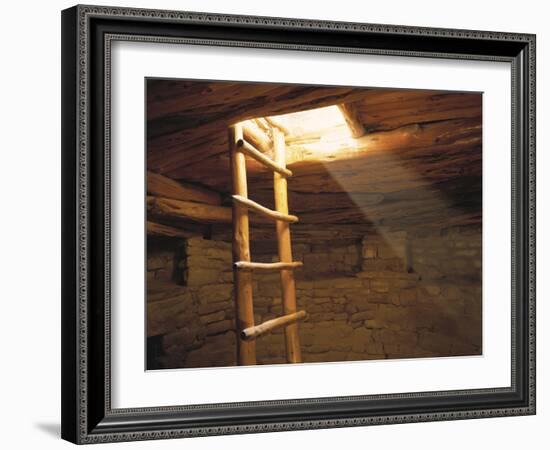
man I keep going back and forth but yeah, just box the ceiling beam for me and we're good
[338,102,367,138]
[147,171,221,205]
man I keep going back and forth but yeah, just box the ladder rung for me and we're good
[237,139,292,177]
[235,261,303,271]
[232,195,298,223]
[241,311,307,341]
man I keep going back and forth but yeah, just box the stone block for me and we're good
[164,327,197,348]
[307,302,332,313]
[370,279,390,293]
[219,271,234,282]
[197,283,233,304]
[368,294,392,304]
[204,247,232,260]
[322,351,349,362]
[362,258,406,272]
[412,263,444,280]
[312,296,331,304]
[356,271,419,280]
[257,282,281,296]
[365,342,385,355]
[350,310,375,322]
[186,269,224,286]
[147,254,170,271]
[306,344,331,354]
[329,246,348,254]
[394,279,417,289]
[390,292,400,305]
[394,330,418,346]
[362,245,378,259]
[364,317,383,329]
[340,277,365,288]
[198,300,234,316]
[399,288,417,305]
[351,327,373,353]
[200,310,225,324]
[423,284,441,296]
[378,304,411,328]
[418,331,453,355]
[316,320,339,328]
[205,319,234,336]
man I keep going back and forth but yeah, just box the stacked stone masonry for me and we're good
[147,225,482,369]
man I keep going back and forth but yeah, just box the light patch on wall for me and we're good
[265,105,362,161]
[268,105,350,137]
[264,103,460,268]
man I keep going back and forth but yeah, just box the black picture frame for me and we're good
[61,4,536,444]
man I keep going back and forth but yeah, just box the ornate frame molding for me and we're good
[61,5,536,444]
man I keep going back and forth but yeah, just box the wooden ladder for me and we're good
[229,123,306,365]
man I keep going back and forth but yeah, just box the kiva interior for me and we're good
[146,79,482,370]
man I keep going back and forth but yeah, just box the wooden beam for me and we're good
[338,102,367,138]
[263,116,291,135]
[148,82,367,127]
[282,117,482,171]
[147,82,372,172]
[234,261,303,271]
[230,124,256,365]
[273,128,302,364]
[148,196,231,224]
[237,139,292,177]
[355,90,482,132]
[146,221,198,238]
[232,195,298,223]
[147,171,221,205]
[241,311,307,341]
[254,118,271,134]
[242,122,272,155]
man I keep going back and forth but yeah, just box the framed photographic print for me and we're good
[61,4,536,444]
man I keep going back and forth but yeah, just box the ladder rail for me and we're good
[273,128,303,364]
[229,124,256,365]
[230,123,304,366]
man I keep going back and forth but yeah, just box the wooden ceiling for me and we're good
[147,79,482,239]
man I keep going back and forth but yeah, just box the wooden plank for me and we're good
[230,124,256,365]
[241,311,307,341]
[148,196,231,224]
[242,122,272,155]
[232,195,298,223]
[234,261,303,271]
[263,116,291,135]
[146,221,198,239]
[237,139,292,177]
[147,171,221,205]
[147,82,371,171]
[338,102,367,138]
[356,90,482,132]
[273,128,303,364]
[254,118,271,133]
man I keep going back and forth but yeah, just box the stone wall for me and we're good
[147,238,236,369]
[147,225,481,369]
